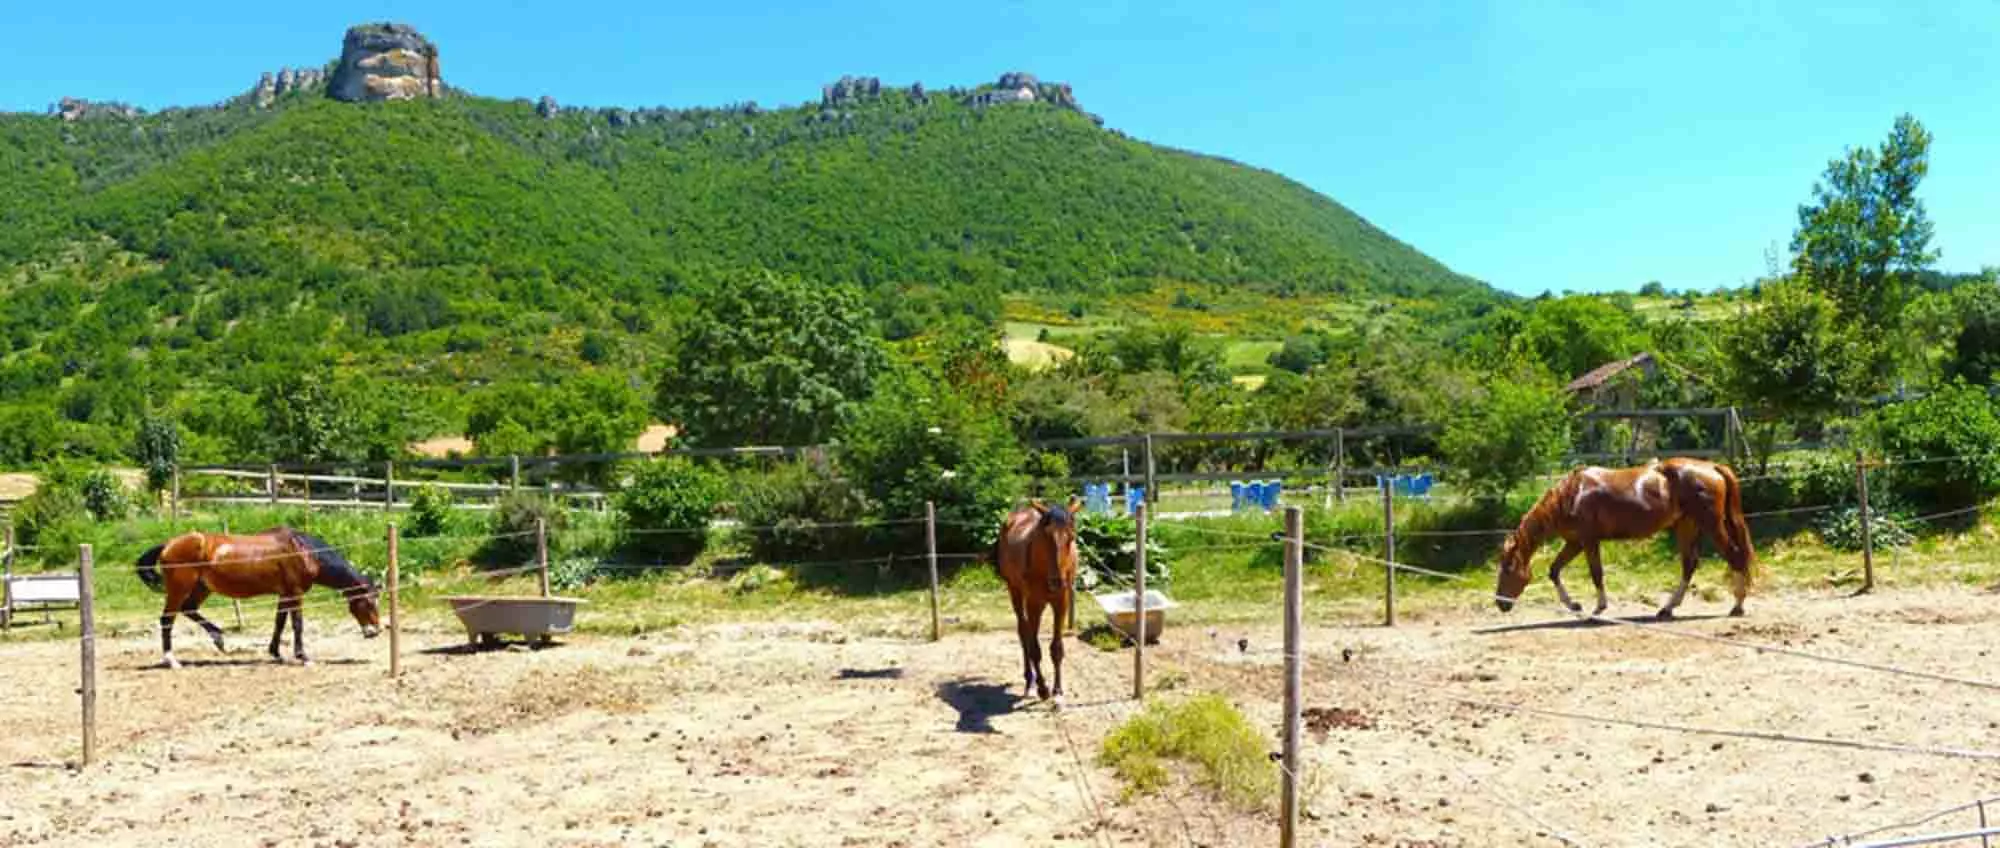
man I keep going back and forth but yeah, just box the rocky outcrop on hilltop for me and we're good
[965,71,1080,111]
[51,97,141,121]
[253,67,328,108]
[328,23,442,102]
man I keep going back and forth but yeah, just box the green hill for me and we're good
[0,73,1495,467]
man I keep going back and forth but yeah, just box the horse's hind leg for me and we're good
[180,583,226,653]
[159,577,190,669]
[1584,544,1609,616]
[1008,586,1036,696]
[1659,520,1700,620]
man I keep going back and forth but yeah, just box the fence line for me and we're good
[1803,793,2000,848]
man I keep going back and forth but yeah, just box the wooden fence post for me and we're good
[536,518,550,598]
[3,523,13,632]
[1331,427,1346,506]
[1280,505,1304,848]
[1133,502,1148,700]
[510,455,521,494]
[301,468,311,512]
[383,461,396,512]
[1382,476,1397,627]
[267,464,279,507]
[1856,450,1875,594]
[926,501,941,642]
[78,543,97,768]
[1142,434,1158,506]
[169,467,181,521]
[387,523,401,679]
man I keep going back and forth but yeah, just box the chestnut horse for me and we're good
[1495,457,1757,619]
[135,527,381,669]
[997,497,1080,703]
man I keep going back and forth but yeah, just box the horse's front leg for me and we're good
[1048,587,1069,705]
[289,596,310,666]
[1024,598,1049,701]
[269,606,289,662]
[159,580,188,670]
[1545,542,1584,613]
[1008,587,1035,696]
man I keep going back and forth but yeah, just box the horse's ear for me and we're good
[1066,495,1082,515]
[1028,498,1049,515]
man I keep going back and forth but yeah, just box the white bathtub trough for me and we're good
[1092,589,1176,644]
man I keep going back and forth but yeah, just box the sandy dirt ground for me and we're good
[3,586,2000,847]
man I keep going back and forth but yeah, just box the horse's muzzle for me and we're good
[363,625,383,639]
[1495,598,1516,614]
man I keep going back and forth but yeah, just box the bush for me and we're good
[613,458,722,563]
[837,369,1024,555]
[1816,505,1914,552]
[1076,511,1170,589]
[133,414,182,493]
[483,492,568,568]
[79,468,131,521]
[1867,381,2000,507]
[733,457,874,562]
[406,484,454,537]
[1024,451,1071,499]
[12,474,89,557]
[1100,693,1275,810]
[1439,372,1571,498]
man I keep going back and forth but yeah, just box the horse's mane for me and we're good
[286,528,369,592]
[1514,468,1584,544]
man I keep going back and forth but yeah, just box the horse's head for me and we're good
[1494,532,1533,613]
[1032,496,1085,575]
[346,582,383,638]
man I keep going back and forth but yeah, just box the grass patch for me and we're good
[1100,692,1276,809]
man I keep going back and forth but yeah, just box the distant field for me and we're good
[1222,340,1282,373]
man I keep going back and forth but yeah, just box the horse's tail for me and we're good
[1716,463,1760,591]
[135,543,166,593]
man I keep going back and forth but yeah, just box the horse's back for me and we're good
[996,508,1043,587]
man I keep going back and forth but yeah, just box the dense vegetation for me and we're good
[0,80,1492,471]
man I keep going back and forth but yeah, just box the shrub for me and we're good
[79,468,131,521]
[406,484,454,537]
[613,458,722,563]
[1866,381,2000,507]
[1076,511,1170,589]
[733,457,874,561]
[1099,693,1276,809]
[837,369,1024,555]
[1815,505,1914,552]
[1439,372,1571,498]
[1024,451,1071,499]
[483,492,567,568]
[12,473,89,556]
[133,414,182,494]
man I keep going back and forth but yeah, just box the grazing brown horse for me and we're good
[997,497,1081,703]
[136,528,381,669]
[1495,457,1757,619]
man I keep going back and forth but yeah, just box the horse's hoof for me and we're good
[163,655,181,671]
[1728,606,1746,618]
[297,657,313,667]
[1655,608,1676,621]
[1565,602,1582,613]
[1035,684,1051,701]
[1051,694,1066,711]
[1592,606,1608,617]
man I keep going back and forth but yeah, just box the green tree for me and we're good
[259,370,364,463]
[1438,367,1572,497]
[837,368,1024,552]
[1791,114,1938,333]
[133,413,183,493]
[657,272,885,446]
[1719,277,1874,429]
[1513,296,1647,381]
[613,458,722,562]
[1948,283,2000,386]
[1868,381,2000,507]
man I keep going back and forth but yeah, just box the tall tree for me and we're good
[1791,114,1938,332]
[656,272,885,446]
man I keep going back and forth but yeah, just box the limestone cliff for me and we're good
[328,23,442,102]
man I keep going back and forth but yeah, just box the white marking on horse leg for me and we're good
[1553,578,1576,611]
[1663,574,1692,614]
[1593,583,1609,616]
[163,651,180,670]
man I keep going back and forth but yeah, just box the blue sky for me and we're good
[5,0,1995,296]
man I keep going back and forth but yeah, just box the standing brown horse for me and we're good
[1495,457,1757,619]
[997,498,1081,703]
[136,527,381,669]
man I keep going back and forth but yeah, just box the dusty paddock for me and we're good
[4,586,2000,848]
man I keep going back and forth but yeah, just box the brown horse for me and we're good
[997,497,1081,703]
[136,527,381,669]
[1495,457,1757,619]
